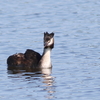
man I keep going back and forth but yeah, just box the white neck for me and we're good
[38,48,52,68]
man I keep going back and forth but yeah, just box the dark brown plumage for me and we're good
[7,49,41,70]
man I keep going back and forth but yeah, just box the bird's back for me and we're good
[7,49,42,70]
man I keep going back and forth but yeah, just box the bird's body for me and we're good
[7,32,54,71]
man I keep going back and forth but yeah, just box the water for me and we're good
[0,0,100,100]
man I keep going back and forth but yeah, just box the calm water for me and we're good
[0,0,100,100]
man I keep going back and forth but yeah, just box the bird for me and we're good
[7,32,54,71]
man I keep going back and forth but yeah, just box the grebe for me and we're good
[7,32,54,70]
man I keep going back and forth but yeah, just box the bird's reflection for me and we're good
[41,68,54,86]
[41,68,55,99]
[7,67,56,99]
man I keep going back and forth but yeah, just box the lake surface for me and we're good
[0,0,100,100]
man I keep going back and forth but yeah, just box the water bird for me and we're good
[7,32,54,71]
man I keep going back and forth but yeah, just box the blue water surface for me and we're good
[0,0,100,100]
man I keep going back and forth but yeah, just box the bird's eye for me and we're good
[46,38,50,41]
